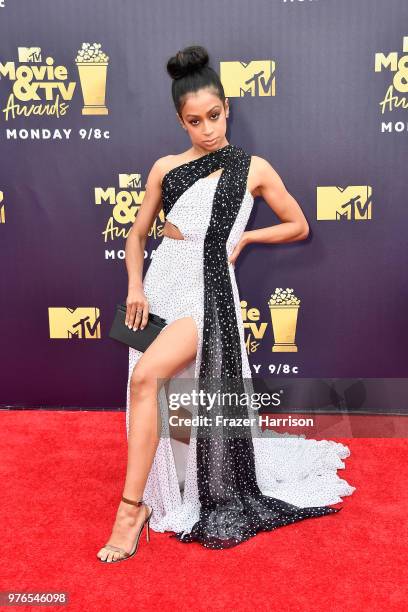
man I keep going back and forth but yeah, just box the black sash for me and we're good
[162,143,341,549]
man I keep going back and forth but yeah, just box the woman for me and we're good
[97,45,355,562]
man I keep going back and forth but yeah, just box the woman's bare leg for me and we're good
[97,316,198,561]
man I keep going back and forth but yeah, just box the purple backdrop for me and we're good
[0,0,407,410]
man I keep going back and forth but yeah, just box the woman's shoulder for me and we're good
[249,154,284,198]
[153,151,193,187]
[248,155,274,198]
[250,154,276,173]
[154,150,276,194]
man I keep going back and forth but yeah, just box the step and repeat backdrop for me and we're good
[0,0,407,410]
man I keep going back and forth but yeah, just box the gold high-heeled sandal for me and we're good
[97,496,153,563]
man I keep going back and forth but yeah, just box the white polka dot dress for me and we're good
[125,144,356,549]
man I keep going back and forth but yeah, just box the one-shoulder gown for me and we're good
[125,174,356,538]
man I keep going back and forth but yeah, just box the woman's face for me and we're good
[177,88,229,151]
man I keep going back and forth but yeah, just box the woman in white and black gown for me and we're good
[96,45,355,562]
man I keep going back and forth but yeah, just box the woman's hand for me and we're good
[227,233,250,267]
[126,287,149,331]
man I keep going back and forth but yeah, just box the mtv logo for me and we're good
[119,174,141,189]
[18,47,42,63]
[317,186,372,221]
[220,60,275,97]
[48,307,101,339]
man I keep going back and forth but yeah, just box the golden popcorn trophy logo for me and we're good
[48,307,101,338]
[220,60,275,97]
[75,43,109,115]
[268,288,300,352]
[1,44,109,120]
[0,190,4,223]
[317,186,372,221]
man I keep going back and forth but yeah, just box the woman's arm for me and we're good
[124,158,164,330]
[228,156,309,265]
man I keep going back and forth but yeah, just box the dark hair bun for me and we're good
[167,45,209,80]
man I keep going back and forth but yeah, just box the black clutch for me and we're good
[108,302,167,352]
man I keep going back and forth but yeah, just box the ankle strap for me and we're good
[122,495,144,507]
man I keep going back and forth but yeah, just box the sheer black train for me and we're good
[161,143,341,549]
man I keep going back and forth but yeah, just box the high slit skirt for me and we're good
[125,228,356,537]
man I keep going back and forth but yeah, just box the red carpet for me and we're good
[1,410,407,611]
